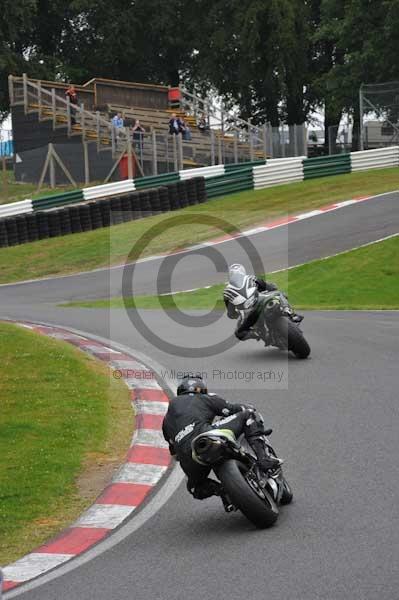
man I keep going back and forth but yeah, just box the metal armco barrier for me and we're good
[0,199,32,218]
[302,153,351,180]
[134,171,180,189]
[205,167,254,199]
[83,180,135,200]
[1,148,398,223]
[350,146,399,172]
[32,190,84,211]
[253,157,305,189]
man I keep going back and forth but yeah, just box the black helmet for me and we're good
[177,375,207,395]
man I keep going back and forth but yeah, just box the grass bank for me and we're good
[0,171,76,205]
[0,168,398,284]
[67,235,399,311]
[0,322,133,565]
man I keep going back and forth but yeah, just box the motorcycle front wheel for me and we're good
[216,460,279,528]
[274,316,310,359]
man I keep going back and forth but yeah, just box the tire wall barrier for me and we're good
[0,177,207,248]
[1,147,398,243]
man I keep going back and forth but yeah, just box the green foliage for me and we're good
[2,0,399,134]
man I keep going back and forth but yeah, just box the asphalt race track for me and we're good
[1,192,398,600]
[0,191,398,303]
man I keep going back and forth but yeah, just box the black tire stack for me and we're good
[88,202,103,230]
[110,196,123,225]
[36,212,50,239]
[176,181,189,209]
[148,188,162,215]
[159,186,171,213]
[98,199,111,227]
[120,195,133,222]
[0,176,208,248]
[79,205,92,232]
[15,215,29,245]
[59,209,72,236]
[69,206,83,234]
[48,211,62,238]
[0,219,8,247]
[194,176,207,203]
[138,190,153,217]
[166,183,181,211]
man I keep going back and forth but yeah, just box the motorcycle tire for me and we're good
[275,316,310,359]
[216,460,279,529]
[280,478,293,505]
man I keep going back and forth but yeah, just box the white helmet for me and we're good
[228,264,247,288]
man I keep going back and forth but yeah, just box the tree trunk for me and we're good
[351,101,361,151]
[324,100,343,155]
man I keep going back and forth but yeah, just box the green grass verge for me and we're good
[0,171,77,205]
[0,322,133,565]
[0,167,398,284]
[67,235,399,310]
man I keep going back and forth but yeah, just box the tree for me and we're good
[195,0,312,126]
[0,0,36,121]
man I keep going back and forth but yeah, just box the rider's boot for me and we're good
[220,493,235,512]
[238,330,261,341]
[249,436,282,473]
[291,314,304,323]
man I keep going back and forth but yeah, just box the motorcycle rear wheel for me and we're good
[216,460,279,528]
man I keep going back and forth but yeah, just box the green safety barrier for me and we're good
[224,159,266,172]
[303,153,351,180]
[32,190,84,211]
[134,172,180,189]
[205,167,254,199]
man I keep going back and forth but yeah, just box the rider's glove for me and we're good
[240,404,256,412]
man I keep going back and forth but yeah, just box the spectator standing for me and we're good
[131,119,145,156]
[65,84,78,124]
[112,112,125,139]
[112,112,124,129]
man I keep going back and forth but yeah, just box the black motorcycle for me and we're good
[245,289,310,359]
[192,428,293,528]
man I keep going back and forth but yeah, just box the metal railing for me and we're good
[10,74,143,176]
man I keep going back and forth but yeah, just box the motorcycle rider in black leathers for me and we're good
[223,264,302,341]
[162,375,281,504]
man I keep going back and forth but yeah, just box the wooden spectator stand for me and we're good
[168,87,181,109]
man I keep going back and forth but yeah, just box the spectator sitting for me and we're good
[197,115,209,132]
[65,84,78,124]
[168,113,184,135]
[131,119,145,154]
